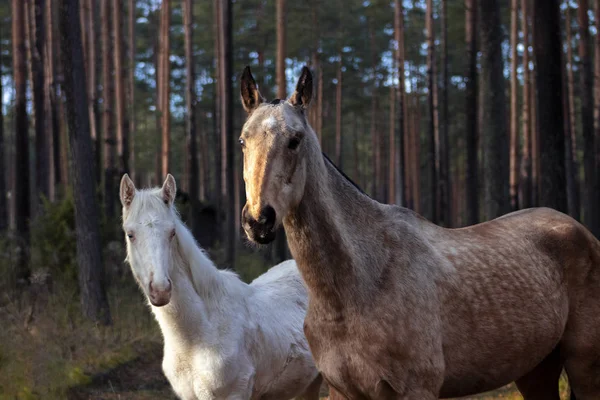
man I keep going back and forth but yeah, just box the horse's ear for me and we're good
[120,174,136,208]
[288,66,313,109]
[240,66,264,114]
[161,174,177,206]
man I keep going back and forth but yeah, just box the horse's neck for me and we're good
[152,220,249,347]
[284,144,387,312]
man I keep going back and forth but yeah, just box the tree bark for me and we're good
[183,0,199,206]
[13,0,31,282]
[31,0,50,204]
[276,0,286,99]
[465,0,478,224]
[426,0,438,222]
[83,0,97,150]
[393,0,406,206]
[128,0,135,180]
[519,0,532,210]
[509,0,519,210]
[335,53,343,167]
[213,0,221,205]
[479,0,510,220]
[113,0,129,174]
[565,1,580,220]
[218,0,236,265]
[0,34,6,232]
[440,0,450,224]
[534,0,567,213]
[101,0,116,218]
[160,0,171,179]
[577,0,598,233]
[60,0,111,325]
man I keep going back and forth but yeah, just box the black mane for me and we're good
[270,99,283,105]
[321,152,369,197]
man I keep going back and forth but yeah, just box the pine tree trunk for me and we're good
[369,21,380,200]
[394,0,406,206]
[276,0,286,99]
[565,1,580,220]
[440,0,450,225]
[44,0,56,201]
[32,0,50,204]
[519,0,532,210]
[509,0,519,210]
[0,36,6,232]
[479,0,510,220]
[577,0,598,234]
[534,0,567,213]
[530,14,539,207]
[183,0,199,206]
[212,0,221,205]
[49,0,63,191]
[389,80,396,205]
[413,91,421,214]
[101,0,115,218]
[160,0,171,179]
[426,0,438,223]
[218,0,236,266]
[113,0,128,174]
[128,0,135,180]
[335,53,342,167]
[83,0,97,151]
[59,0,111,325]
[12,0,31,282]
[465,0,479,224]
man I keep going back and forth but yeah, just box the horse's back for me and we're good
[427,207,600,397]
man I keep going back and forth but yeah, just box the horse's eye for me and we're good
[288,137,301,150]
[169,229,176,239]
[238,138,245,147]
[127,233,135,240]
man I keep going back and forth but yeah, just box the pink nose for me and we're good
[148,279,172,307]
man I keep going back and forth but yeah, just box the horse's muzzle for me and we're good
[242,204,277,244]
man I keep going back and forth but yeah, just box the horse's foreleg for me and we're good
[515,346,562,400]
[296,374,323,400]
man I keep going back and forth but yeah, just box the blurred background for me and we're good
[0,0,589,398]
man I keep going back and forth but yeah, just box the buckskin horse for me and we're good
[238,65,600,399]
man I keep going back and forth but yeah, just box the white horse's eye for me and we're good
[127,232,135,240]
[169,229,176,239]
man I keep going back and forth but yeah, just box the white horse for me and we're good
[119,174,322,400]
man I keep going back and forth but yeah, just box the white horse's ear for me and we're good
[161,174,177,206]
[120,174,136,208]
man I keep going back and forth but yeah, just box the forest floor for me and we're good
[66,341,555,400]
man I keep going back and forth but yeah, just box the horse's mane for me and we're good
[321,152,369,197]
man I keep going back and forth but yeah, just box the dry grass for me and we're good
[0,278,162,399]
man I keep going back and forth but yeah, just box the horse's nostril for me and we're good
[260,206,276,227]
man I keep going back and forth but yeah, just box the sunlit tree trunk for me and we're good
[276,0,286,99]
[60,0,111,325]
[160,0,171,179]
[183,0,199,205]
[577,0,598,234]
[534,0,567,213]
[13,0,31,282]
[509,0,519,210]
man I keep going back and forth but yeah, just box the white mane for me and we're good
[123,186,320,400]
